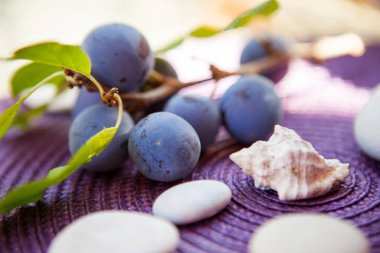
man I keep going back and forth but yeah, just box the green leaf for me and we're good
[0,126,118,214]
[10,66,66,128]
[12,81,67,129]
[224,0,279,31]
[12,104,48,128]
[0,100,24,140]
[0,72,62,140]
[156,0,279,53]
[9,42,91,75]
[11,63,64,97]
[189,26,221,38]
[156,37,186,53]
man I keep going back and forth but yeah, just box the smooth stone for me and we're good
[355,85,380,160]
[153,180,232,225]
[48,211,179,253]
[249,213,370,253]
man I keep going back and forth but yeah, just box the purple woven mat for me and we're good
[1,46,380,253]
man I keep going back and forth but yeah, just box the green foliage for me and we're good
[0,98,24,139]
[189,26,221,38]
[10,63,66,128]
[11,62,65,97]
[224,0,279,30]
[156,0,279,52]
[0,72,62,140]
[12,104,48,128]
[0,126,118,213]
[156,38,186,53]
[2,42,93,135]
[9,42,91,75]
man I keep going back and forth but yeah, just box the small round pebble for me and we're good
[249,213,370,253]
[153,180,232,225]
[354,85,380,161]
[48,211,180,253]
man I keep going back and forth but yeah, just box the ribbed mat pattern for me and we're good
[1,46,380,253]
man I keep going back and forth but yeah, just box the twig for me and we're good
[122,76,213,106]
[234,53,289,76]
[67,33,365,111]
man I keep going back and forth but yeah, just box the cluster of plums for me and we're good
[69,23,285,182]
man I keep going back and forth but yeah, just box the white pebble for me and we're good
[48,210,179,253]
[355,85,380,160]
[153,180,232,225]
[249,213,370,253]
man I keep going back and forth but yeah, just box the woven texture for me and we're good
[1,46,380,253]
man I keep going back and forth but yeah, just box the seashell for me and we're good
[229,125,349,201]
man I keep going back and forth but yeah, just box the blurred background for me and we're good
[1,0,380,99]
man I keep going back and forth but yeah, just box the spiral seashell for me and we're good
[230,125,350,201]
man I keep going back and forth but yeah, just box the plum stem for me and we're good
[87,75,106,103]
[114,93,123,129]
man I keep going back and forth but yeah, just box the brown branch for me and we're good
[67,33,365,112]
[121,76,214,106]
[120,55,286,112]
[234,53,290,76]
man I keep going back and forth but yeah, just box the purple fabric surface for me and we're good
[1,47,380,253]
